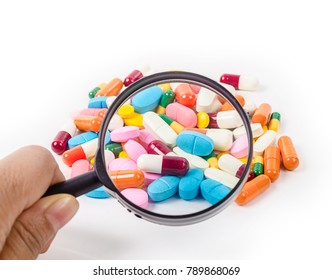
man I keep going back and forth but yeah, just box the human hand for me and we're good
[0,146,79,259]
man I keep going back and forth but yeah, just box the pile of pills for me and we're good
[51,67,299,209]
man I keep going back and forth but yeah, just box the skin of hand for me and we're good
[0,146,79,260]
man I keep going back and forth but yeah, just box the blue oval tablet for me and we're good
[200,179,230,205]
[132,86,163,114]
[179,169,204,200]
[148,176,180,202]
[176,131,214,156]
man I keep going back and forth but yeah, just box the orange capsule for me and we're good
[252,103,272,127]
[277,136,299,171]
[74,116,103,132]
[97,108,108,119]
[95,78,123,97]
[174,83,197,107]
[235,174,271,205]
[220,95,245,111]
[264,145,280,182]
[109,169,145,191]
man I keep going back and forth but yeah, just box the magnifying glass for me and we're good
[44,71,253,226]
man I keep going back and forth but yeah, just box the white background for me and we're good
[0,0,331,270]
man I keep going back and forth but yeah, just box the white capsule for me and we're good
[205,129,233,151]
[238,75,259,91]
[218,154,243,176]
[143,112,177,146]
[243,101,257,116]
[254,130,277,156]
[82,138,99,159]
[107,114,124,131]
[233,123,264,139]
[61,121,77,137]
[137,154,163,173]
[173,147,209,170]
[216,110,243,129]
[196,88,220,113]
[219,82,236,95]
[204,168,239,189]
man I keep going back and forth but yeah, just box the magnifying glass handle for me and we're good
[43,170,101,197]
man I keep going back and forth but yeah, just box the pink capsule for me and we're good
[137,154,189,176]
[123,65,151,87]
[51,121,77,155]
[220,74,259,91]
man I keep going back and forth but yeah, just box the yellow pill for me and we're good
[156,105,166,115]
[207,157,219,168]
[119,151,129,158]
[262,125,268,133]
[123,112,143,127]
[197,112,210,128]
[90,157,95,165]
[118,104,135,119]
[158,83,172,92]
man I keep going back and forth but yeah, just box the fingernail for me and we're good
[45,195,79,231]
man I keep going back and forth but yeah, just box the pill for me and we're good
[156,90,175,114]
[143,172,161,188]
[173,146,209,170]
[88,82,106,99]
[86,187,111,199]
[277,136,299,171]
[143,112,178,146]
[121,188,148,208]
[74,116,103,132]
[215,110,243,129]
[110,126,140,142]
[95,78,123,97]
[200,179,231,205]
[264,145,281,182]
[218,154,253,179]
[203,152,219,168]
[219,82,236,95]
[254,130,277,156]
[62,138,98,167]
[105,143,123,157]
[138,129,156,149]
[132,86,163,114]
[51,121,77,155]
[233,123,264,139]
[196,87,220,113]
[68,131,98,149]
[220,74,259,91]
[137,154,189,176]
[148,176,180,202]
[103,149,115,167]
[78,108,107,118]
[88,96,108,108]
[109,169,145,191]
[108,157,137,171]
[204,167,239,189]
[179,169,204,200]
[165,102,197,128]
[159,114,184,134]
[123,140,147,162]
[229,134,249,158]
[123,112,143,128]
[147,140,172,156]
[268,112,281,132]
[252,156,264,177]
[118,151,129,158]
[176,131,214,156]
[123,65,151,87]
[235,174,271,205]
[118,104,135,119]
[189,84,201,94]
[71,159,90,178]
[220,95,245,111]
[158,83,172,93]
[196,112,210,128]
[174,83,197,107]
[252,103,272,127]
[106,96,117,108]
[243,101,257,116]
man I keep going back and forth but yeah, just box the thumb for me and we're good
[0,194,79,260]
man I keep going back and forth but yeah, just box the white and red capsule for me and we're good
[220,73,259,91]
[51,121,77,155]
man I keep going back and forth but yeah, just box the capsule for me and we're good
[95,78,123,97]
[105,143,123,157]
[88,82,106,99]
[216,111,243,129]
[220,95,245,111]
[235,174,271,205]
[254,130,277,156]
[78,108,108,119]
[268,112,281,132]
[277,136,299,171]
[218,154,254,180]
[109,169,145,191]
[51,121,77,155]
[62,138,98,167]
[174,83,197,107]
[196,87,221,113]
[220,73,259,91]
[252,156,264,177]
[156,90,175,114]
[68,131,98,149]
[159,114,184,134]
[264,145,281,182]
[252,103,272,127]
[137,154,189,176]
[123,65,151,87]
[74,116,103,132]
[147,140,172,156]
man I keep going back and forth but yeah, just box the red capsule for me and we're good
[147,140,172,156]
[51,122,77,155]
[123,66,151,87]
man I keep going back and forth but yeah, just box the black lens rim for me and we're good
[94,71,253,226]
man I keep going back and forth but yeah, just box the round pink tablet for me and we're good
[108,158,138,171]
[189,84,201,94]
[123,140,147,162]
[165,102,197,127]
[229,134,248,158]
[143,171,161,188]
[71,159,90,178]
[110,126,140,142]
[121,188,148,209]
[138,129,156,149]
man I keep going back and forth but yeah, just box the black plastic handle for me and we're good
[43,170,102,197]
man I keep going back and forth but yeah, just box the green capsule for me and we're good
[88,86,101,99]
[105,143,123,157]
[268,112,281,132]
[271,112,281,121]
[159,114,173,125]
[159,90,175,108]
[253,156,264,177]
